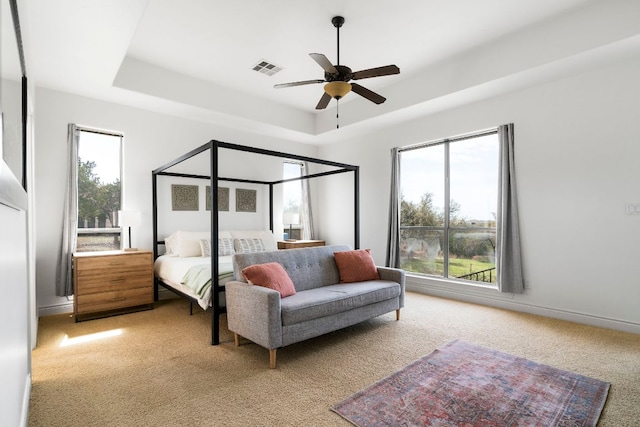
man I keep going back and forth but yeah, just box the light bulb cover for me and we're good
[324,81,351,99]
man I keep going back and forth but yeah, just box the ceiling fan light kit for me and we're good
[324,81,351,99]
[274,15,400,125]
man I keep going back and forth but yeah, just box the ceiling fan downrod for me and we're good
[332,16,344,65]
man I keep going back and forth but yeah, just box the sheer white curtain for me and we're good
[300,162,315,240]
[496,123,524,293]
[385,147,401,268]
[55,124,79,296]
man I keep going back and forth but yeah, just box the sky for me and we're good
[400,133,498,221]
[77,131,122,184]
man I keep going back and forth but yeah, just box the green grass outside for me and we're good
[401,257,496,283]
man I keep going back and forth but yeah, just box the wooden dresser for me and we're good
[73,250,154,321]
[277,240,325,249]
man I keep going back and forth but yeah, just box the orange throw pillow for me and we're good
[333,249,380,283]
[242,262,296,298]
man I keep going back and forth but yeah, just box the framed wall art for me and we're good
[236,188,257,212]
[171,184,199,211]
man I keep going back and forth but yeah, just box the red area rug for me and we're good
[332,340,609,426]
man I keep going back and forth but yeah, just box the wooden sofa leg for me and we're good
[234,333,240,347]
[269,349,277,369]
[396,309,401,321]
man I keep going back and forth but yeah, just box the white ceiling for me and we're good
[20,0,640,144]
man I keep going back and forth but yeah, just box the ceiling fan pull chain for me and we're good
[336,100,340,129]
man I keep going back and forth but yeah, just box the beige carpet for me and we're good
[29,292,640,426]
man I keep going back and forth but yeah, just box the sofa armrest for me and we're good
[377,266,406,308]
[225,281,283,350]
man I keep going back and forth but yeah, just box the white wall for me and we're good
[0,174,30,427]
[319,57,640,334]
[34,88,319,314]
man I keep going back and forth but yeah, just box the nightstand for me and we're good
[277,240,325,249]
[73,250,154,321]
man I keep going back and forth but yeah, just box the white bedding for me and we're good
[155,229,279,310]
[154,255,234,310]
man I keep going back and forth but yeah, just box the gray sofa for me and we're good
[225,245,405,368]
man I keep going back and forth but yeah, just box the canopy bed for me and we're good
[152,140,360,345]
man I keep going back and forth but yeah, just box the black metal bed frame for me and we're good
[152,139,360,345]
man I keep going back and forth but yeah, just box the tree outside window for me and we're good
[76,130,123,251]
[399,131,498,284]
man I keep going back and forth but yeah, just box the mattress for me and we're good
[154,255,234,310]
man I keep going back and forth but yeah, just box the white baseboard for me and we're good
[407,281,640,335]
[38,302,73,317]
[21,373,31,427]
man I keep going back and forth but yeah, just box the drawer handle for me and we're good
[109,279,125,285]
[109,297,127,302]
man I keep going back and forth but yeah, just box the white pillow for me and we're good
[176,231,211,257]
[164,233,179,256]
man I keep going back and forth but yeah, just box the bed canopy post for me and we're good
[152,172,159,301]
[354,166,360,249]
[210,141,221,345]
[269,184,274,232]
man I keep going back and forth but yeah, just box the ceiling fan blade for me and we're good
[274,79,325,89]
[351,83,386,104]
[315,92,332,110]
[309,53,338,74]
[352,65,400,80]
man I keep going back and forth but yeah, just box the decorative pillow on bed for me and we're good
[218,237,235,256]
[242,262,296,298]
[199,238,236,257]
[200,239,212,257]
[234,238,265,254]
[333,249,380,283]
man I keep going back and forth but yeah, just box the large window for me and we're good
[400,129,498,284]
[76,129,123,252]
[282,161,303,239]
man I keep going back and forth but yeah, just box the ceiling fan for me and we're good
[274,16,400,111]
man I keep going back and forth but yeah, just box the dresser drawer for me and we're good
[75,253,152,278]
[75,287,153,314]
[75,272,153,295]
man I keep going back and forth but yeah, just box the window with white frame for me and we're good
[76,128,123,251]
[399,129,498,284]
[282,161,303,240]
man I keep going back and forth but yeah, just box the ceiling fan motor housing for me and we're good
[325,65,353,82]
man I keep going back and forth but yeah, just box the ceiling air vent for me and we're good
[252,59,282,76]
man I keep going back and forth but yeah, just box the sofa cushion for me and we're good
[333,249,380,283]
[233,245,351,291]
[242,262,296,298]
[280,281,400,326]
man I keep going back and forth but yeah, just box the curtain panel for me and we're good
[385,147,401,268]
[55,124,79,296]
[496,123,525,293]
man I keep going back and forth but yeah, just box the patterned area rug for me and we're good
[332,340,609,427]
